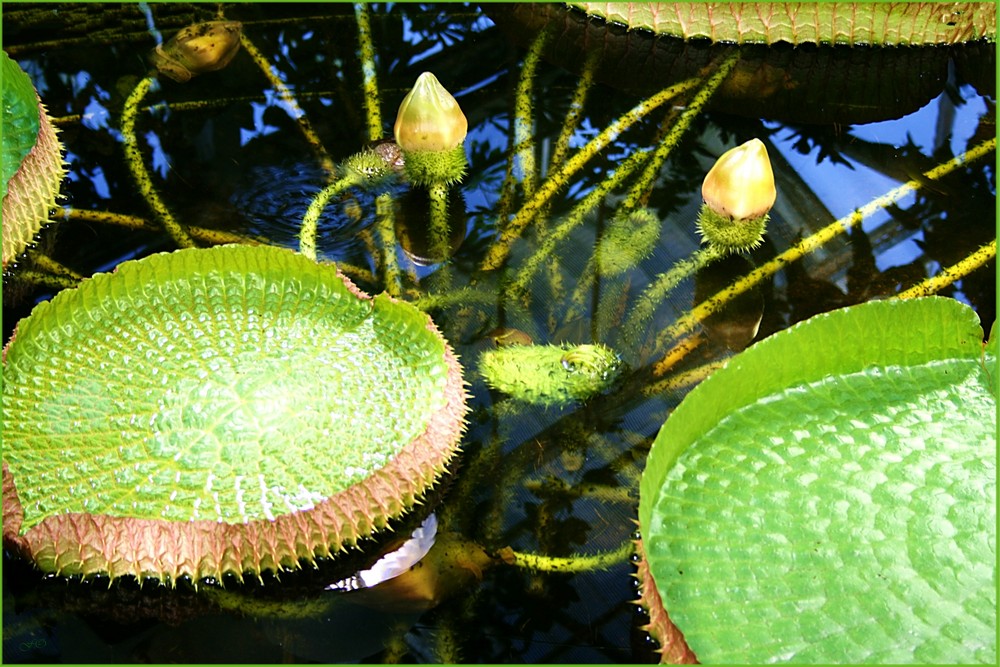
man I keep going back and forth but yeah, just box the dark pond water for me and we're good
[2,3,996,663]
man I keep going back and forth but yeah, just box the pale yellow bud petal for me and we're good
[393,72,468,153]
[701,138,776,221]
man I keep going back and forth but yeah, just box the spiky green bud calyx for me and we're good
[695,204,769,254]
[342,148,400,190]
[401,144,468,187]
[696,138,775,253]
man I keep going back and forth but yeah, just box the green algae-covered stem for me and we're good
[550,49,599,172]
[480,76,700,271]
[427,180,454,287]
[239,33,336,179]
[494,31,549,227]
[620,52,740,212]
[354,2,382,142]
[13,270,80,290]
[653,136,997,353]
[299,176,360,260]
[513,30,548,199]
[62,207,261,245]
[121,74,196,249]
[375,194,406,296]
[30,253,84,280]
[621,243,728,349]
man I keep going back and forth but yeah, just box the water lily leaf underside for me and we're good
[640,297,996,663]
[570,2,997,45]
[2,244,468,583]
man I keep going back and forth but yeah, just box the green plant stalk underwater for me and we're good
[2,3,996,664]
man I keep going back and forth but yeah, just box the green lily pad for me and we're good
[2,244,468,584]
[639,297,996,663]
[2,50,65,268]
[1,50,40,200]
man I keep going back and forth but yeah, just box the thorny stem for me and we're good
[620,52,740,212]
[481,77,701,271]
[499,538,634,573]
[13,270,80,290]
[30,254,85,280]
[549,49,600,172]
[121,74,196,249]
[513,30,548,199]
[622,243,728,351]
[353,3,382,142]
[897,240,997,300]
[61,208,260,245]
[299,177,360,260]
[505,148,654,301]
[427,180,454,287]
[495,31,549,226]
[652,136,997,355]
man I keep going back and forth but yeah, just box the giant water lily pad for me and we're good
[2,50,66,268]
[639,297,996,663]
[2,244,468,584]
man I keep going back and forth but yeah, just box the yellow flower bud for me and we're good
[394,72,468,153]
[701,138,776,221]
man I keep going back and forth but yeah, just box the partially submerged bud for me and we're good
[701,138,776,221]
[151,20,243,83]
[393,72,468,152]
[697,138,776,253]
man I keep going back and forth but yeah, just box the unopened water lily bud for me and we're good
[394,72,468,152]
[701,138,776,221]
[696,138,776,253]
[394,73,468,187]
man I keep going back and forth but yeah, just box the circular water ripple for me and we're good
[231,160,398,259]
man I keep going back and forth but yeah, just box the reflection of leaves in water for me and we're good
[786,124,854,168]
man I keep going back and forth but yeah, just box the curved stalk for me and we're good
[121,74,196,248]
[299,176,360,260]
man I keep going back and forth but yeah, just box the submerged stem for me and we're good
[622,243,728,350]
[513,31,548,199]
[481,77,700,271]
[499,539,633,573]
[505,148,654,301]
